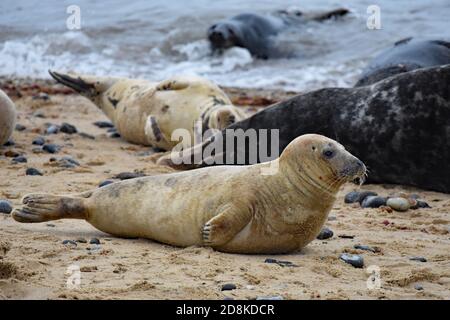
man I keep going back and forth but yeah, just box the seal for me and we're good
[49,71,245,150]
[12,134,366,254]
[355,38,450,86]
[0,89,16,146]
[159,65,450,193]
[208,8,349,59]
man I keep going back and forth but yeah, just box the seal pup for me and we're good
[49,71,245,150]
[159,65,450,193]
[0,89,17,146]
[207,8,349,59]
[355,38,450,86]
[12,134,366,254]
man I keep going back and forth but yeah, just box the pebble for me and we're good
[339,253,364,268]
[256,296,284,300]
[62,240,77,247]
[386,197,410,211]
[75,238,87,243]
[58,156,80,168]
[411,200,431,209]
[414,284,424,291]
[264,258,298,267]
[46,223,56,227]
[4,150,20,157]
[354,244,377,253]
[46,125,59,135]
[3,139,15,147]
[221,283,237,291]
[107,128,117,133]
[0,200,13,214]
[113,172,145,180]
[60,122,78,134]
[98,180,114,188]
[410,256,427,262]
[42,143,60,154]
[32,92,49,100]
[361,196,387,208]
[34,111,46,118]
[344,191,377,204]
[338,234,355,239]
[317,227,334,240]
[32,147,44,154]
[12,156,27,164]
[15,124,26,131]
[110,132,121,138]
[89,238,101,245]
[32,136,46,145]
[93,121,114,128]
[26,168,43,176]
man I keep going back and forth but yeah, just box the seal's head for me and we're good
[280,134,367,193]
[207,22,242,50]
[207,105,245,130]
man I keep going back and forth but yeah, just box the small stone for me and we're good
[3,139,15,147]
[0,200,13,214]
[344,191,377,204]
[15,124,26,131]
[42,143,60,154]
[354,244,376,253]
[317,227,334,240]
[46,125,59,135]
[89,238,100,245]
[58,156,80,168]
[34,111,46,118]
[113,172,145,180]
[327,216,337,221]
[361,196,387,208]
[98,180,114,188]
[62,240,77,247]
[93,121,114,128]
[60,122,78,134]
[76,238,87,243]
[32,147,44,154]
[12,156,27,164]
[411,200,431,209]
[32,136,46,145]
[221,283,236,291]
[264,258,298,267]
[382,220,390,226]
[338,234,355,239]
[110,132,121,138]
[414,284,424,291]
[223,297,234,300]
[78,132,95,140]
[33,92,49,100]
[107,128,117,133]
[387,197,410,211]
[4,150,20,157]
[340,253,364,268]
[46,223,56,227]
[26,168,43,176]
[410,256,427,262]
[256,296,284,300]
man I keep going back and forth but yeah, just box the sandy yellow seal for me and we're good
[12,134,366,254]
[0,89,16,146]
[49,71,245,150]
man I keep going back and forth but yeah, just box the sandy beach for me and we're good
[0,80,449,300]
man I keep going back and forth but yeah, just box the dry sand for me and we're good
[0,81,449,300]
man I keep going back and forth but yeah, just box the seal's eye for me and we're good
[323,150,334,159]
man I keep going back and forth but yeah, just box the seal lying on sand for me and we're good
[13,134,366,254]
[159,65,450,193]
[0,89,16,146]
[355,38,450,86]
[208,8,349,59]
[49,71,245,150]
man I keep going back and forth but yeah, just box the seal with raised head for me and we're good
[49,71,245,150]
[159,65,450,193]
[12,134,366,254]
[0,89,16,146]
[355,38,450,86]
[208,8,349,59]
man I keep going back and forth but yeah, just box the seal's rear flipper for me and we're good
[313,8,349,21]
[12,193,88,223]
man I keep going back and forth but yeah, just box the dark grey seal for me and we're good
[207,8,349,59]
[163,65,450,193]
[355,38,450,86]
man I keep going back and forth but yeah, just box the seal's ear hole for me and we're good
[312,146,316,151]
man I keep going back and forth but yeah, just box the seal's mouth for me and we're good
[338,159,367,186]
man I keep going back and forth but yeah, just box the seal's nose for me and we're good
[209,30,225,46]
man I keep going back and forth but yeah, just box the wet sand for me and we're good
[0,80,449,300]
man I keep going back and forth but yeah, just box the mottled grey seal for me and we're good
[159,65,450,193]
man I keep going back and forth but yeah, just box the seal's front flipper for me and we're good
[12,193,88,223]
[202,206,252,247]
[156,78,191,91]
[144,115,171,150]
